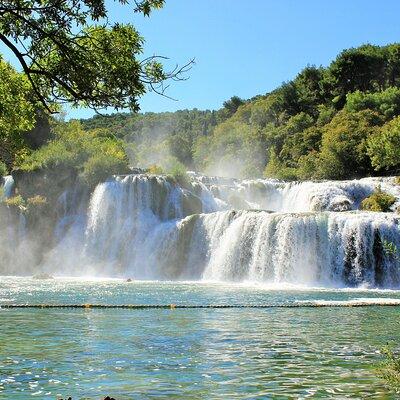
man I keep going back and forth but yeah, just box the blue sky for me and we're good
[3,0,400,119]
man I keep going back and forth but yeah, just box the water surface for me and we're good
[0,278,399,399]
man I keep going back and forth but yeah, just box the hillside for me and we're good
[80,43,400,180]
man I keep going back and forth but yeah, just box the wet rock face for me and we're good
[181,190,202,216]
[12,167,77,201]
[327,198,353,212]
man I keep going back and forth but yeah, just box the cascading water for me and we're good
[2,176,14,198]
[198,210,400,287]
[0,176,29,274]
[83,175,195,275]
[1,172,400,287]
[189,172,400,212]
[41,174,203,277]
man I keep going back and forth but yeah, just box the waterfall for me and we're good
[198,211,400,287]
[2,172,400,287]
[2,175,14,198]
[42,174,203,277]
[188,172,400,212]
[0,175,28,274]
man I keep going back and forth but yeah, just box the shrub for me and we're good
[17,137,74,171]
[361,187,396,212]
[147,164,164,175]
[377,345,400,392]
[0,161,7,176]
[27,195,47,207]
[382,240,399,259]
[26,195,48,217]
[166,158,190,188]
[81,153,130,188]
[4,195,26,209]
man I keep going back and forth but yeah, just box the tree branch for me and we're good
[0,32,53,113]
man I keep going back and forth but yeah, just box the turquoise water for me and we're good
[1,278,400,399]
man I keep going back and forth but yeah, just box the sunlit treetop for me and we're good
[0,0,193,113]
[0,55,35,140]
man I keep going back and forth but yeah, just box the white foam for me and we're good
[306,298,400,306]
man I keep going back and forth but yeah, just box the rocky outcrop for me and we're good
[12,166,77,201]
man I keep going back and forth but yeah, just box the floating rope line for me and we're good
[1,302,400,309]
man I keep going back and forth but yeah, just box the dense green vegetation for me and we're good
[16,121,131,188]
[80,96,246,170]
[378,346,400,393]
[0,0,184,171]
[78,43,400,179]
[0,56,36,168]
[2,43,400,183]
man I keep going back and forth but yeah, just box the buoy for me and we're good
[1,302,400,309]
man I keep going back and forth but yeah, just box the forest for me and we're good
[79,42,400,180]
[2,43,400,182]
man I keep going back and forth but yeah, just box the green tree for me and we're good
[193,120,264,178]
[317,110,381,179]
[367,116,400,171]
[17,120,131,187]
[294,66,325,117]
[0,0,192,113]
[345,87,400,120]
[0,57,35,141]
[386,44,400,87]
[77,43,400,181]
[296,151,321,180]
[273,82,301,119]
[322,45,387,108]
[0,56,37,167]
[219,96,245,119]
[277,112,316,165]
[264,147,297,180]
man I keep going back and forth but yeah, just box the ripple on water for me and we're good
[0,278,398,398]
